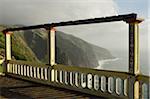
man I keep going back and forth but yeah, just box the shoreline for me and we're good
[95,58,119,69]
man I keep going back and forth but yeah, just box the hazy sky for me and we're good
[0,0,149,24]
[0,0,149,71]
[0,0,148,48]
[0,0,118,25]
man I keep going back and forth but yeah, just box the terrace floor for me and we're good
[0,76,105,99]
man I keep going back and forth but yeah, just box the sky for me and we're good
[0,0,118,25]
[0,0,149,25]
[0,0,125,50]
[115,0,149,18]
[0,0,149,74]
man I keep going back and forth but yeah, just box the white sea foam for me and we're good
[95,58,119,69]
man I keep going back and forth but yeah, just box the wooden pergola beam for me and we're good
[2,13,137,33]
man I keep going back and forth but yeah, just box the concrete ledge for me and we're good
[0,73,5,76]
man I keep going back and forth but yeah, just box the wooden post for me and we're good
[125,18,143,99]
[5,32,13,60]
[47,27,56,66]
[128,19,143,75]
[3,31,13,74]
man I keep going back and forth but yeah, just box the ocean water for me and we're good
[95,51,149,76]
[95,50,128,72]
[95,51,149,98]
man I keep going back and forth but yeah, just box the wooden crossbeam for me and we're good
[2,13,137,33]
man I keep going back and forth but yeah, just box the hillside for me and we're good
[55,31,115,67]
[0,25,115,68]
[0,25,39,62]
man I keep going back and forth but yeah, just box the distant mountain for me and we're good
[55,31,115,68]
[0,25,115,68]
[21,29,115,68]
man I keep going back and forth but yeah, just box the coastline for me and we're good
[95,58,119,69]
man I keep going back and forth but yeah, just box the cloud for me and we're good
[0,0,117,25]
[57,21,128,51]
[0,0,131,51]
[0,0,149,73]
[0,0,148,52]
[0,0,122,50]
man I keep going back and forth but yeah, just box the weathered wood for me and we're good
[126,19,143,99]
[47,28,56,66]
[2,13,136,32]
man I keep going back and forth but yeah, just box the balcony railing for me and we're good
[6,60,150,99]
[2,13,150,99]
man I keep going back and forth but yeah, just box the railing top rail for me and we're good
[9,60,150,81]
[54,64,133,79]
[136,75,150,83]
[6,60,150,98]
[7,58,150,80]
[8,60,134,79]
[8,60,50,68]
[2,13,137,33]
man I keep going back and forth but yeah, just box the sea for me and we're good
[94,51,149,98]
[95,51,149,76]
